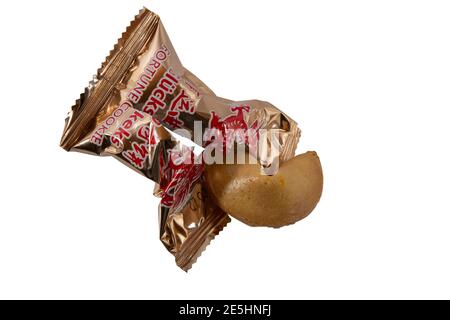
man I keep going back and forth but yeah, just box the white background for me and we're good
[0,0,449,299]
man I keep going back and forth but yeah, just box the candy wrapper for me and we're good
[60,8,301,270]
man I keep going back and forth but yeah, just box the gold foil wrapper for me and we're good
[60,8,300,270]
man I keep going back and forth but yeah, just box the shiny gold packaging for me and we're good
[60,8,300,270]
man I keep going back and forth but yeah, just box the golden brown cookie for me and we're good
[205,152,323,228]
